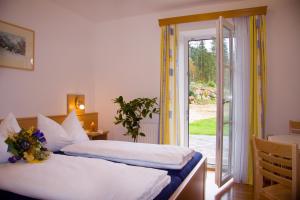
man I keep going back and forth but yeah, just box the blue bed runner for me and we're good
[165,152,202,181]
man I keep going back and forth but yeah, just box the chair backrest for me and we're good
[252,136,297,199]
[289,120,300,134]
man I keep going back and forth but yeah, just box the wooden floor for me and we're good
[206,171,254,200]
[216,183,254,200]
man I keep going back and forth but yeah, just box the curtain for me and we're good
[247,15,267,184]
[232,17,250,184]
[159,25,181,145]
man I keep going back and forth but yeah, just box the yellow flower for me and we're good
[23,152,35,162]
[27,127,35,135]
[7,132,16,141]
[28,159,42,164]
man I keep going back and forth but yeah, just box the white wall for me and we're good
[93,0,300,139]
[1,0,299,139]
[92,14,161,140]
[265,0,300,135]
[0,0,95,117]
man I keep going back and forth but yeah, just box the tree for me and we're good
[189,58,197,82]
[189,39,216,84]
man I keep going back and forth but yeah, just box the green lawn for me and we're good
[189,117,216,135]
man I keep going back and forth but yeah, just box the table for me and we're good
[268,134,300,194]
[87,130,109,140]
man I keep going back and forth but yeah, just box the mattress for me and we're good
[153,152,203,199]
[0,154,170,200]
[165,152,203,181]
[61,140,195,170]
[0,152,202,200]
[0,176,182,200]
[55,151,202,181]
[154,176,181,200]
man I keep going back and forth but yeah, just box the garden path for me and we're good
[189,135,229,166]
[189,135,216,165]
[189,104,216,122]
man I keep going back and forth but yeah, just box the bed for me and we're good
[0,154,171,200]
[0,112,207,200]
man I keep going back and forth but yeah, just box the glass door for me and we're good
[215,16,234,187]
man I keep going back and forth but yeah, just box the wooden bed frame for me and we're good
[0,112,207,200]
[0,112,99,131]
[171,156,207,200]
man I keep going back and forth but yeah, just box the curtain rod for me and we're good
[158,6,267,26]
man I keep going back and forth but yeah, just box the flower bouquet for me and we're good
[5,128,50,163]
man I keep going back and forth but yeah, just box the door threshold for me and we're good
[207,166,215,171]
[215,178,234,197]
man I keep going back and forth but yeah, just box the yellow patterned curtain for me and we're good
[248,15,267,184]
[159,25,181,145]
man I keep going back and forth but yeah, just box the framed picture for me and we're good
[0,20,34,71]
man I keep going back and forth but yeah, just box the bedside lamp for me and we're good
[67,94,85,114]
[75,96,85,110]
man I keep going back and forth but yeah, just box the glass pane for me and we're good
[222,121,230,178]
[221,26,232,181]
[223,102,230,123]
[223,27,231,101]
[215,17,234,187]
[223,67,231,100]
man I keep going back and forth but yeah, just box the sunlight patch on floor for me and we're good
[206,171,219,200]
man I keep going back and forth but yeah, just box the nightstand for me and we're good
[87,131,109,140]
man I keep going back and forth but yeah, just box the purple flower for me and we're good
[33,130,47,143]
[39,137,46,143]
[32,130,43,137]
[8,156,21,163]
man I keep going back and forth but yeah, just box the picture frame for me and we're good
[0,20,34,71]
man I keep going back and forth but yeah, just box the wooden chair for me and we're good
[252,136,298,200]
[289,120,300,134]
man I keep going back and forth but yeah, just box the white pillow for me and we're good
[0,113,21,137]
[37,114,73,152]
[62,111,89,143]
[0,135,10,163]
[0,113,21,163]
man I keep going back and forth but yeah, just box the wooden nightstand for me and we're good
[87,131,109,140]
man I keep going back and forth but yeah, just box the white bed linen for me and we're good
[62,140,195,169]
[0,154,170,200]
[0,113,21,163]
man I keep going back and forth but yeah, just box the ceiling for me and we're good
[50,0,240,23]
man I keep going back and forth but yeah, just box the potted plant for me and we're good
[113,96,159,142]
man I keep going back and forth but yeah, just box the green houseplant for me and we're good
[113,96,159,142]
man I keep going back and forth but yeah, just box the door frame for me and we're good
[215,16,234,187]
[183,34,217,148]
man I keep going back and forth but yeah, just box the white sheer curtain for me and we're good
[232,17,250,184]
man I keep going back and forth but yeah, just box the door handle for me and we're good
[223,99,231,104]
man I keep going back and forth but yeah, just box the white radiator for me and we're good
[138,123,159,144]
[112,123,159,144]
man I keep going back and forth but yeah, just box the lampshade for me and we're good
[67,94,85,114]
